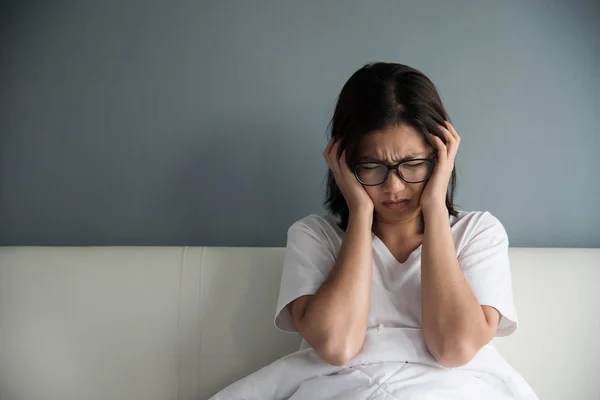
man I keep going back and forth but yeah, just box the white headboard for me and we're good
[1,247,599,400]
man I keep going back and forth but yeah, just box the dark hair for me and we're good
[324,62,458,230]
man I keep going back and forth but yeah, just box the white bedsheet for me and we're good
[208,327,538,400]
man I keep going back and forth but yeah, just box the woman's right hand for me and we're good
[323,137,374,215]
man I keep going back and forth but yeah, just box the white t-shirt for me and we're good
[274,210,518,338]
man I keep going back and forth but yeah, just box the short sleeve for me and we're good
[274,217,336,333]
[458,212,518,337]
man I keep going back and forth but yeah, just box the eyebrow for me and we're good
[357,152,425,163]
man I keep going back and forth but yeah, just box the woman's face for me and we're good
[355,124,434,223]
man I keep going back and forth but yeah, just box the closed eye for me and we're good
[403,161,426,167]
[359,163,384,169]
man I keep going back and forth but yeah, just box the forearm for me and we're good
[300,209,373,363]
[421,205,489,367]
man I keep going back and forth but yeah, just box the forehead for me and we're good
[357,124,430,159]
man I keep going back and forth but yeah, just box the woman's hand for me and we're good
[420,121,460,212]
[324,137,374,215]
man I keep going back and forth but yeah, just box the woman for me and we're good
[273,62,536,398]
[211,63,537,399]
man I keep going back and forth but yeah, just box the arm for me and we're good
[419,122,499,368]
[288,137,374,366]
[289,209,373,366]
[421,205,500,368]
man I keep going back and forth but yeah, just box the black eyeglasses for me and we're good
[352,158,436,186]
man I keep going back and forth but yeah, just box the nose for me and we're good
[382,169,406,193]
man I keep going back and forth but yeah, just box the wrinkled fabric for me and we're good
[208,327,538,400]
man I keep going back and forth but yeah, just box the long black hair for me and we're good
[324,62,458,230]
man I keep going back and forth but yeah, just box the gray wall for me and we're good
[1,0,598,247]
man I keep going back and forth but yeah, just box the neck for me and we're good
[373,207,424,244]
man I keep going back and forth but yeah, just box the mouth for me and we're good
[382,199,410,210]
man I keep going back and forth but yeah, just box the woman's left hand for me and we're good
[419,121,460,212]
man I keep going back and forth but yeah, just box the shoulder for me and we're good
[451,210,505,230]
[451,210,509,247]
[287,214,343,241]
[284,214,342,263]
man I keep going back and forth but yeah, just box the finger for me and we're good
[438,124,454,146]
[329,139,342,164]
[329,138,340,159]
[324,138,338,165]
[438,125,457,158]
[327,141,342,174]
[429,134,446,160]
[323,137,335,157]
[441,122,459,159]
[339,149,352,174]
[445,121,460,141]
